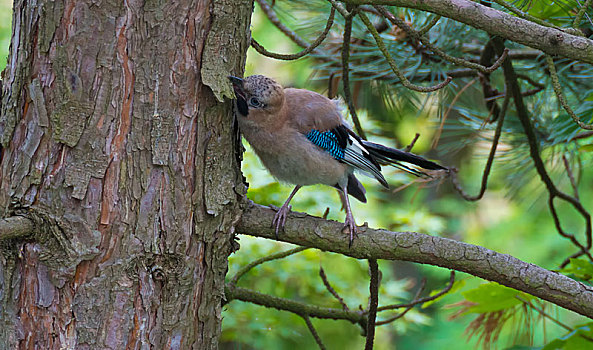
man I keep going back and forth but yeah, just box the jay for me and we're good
[229,75,446,246]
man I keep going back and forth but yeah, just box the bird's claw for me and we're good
[343,215,358,248]
[272,204,292,239]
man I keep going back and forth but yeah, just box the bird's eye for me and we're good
[249,97,263,108]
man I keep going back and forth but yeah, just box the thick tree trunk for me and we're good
[0,0,251,348]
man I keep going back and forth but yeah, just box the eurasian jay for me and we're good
[229,75,446,246]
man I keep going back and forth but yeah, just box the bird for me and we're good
[228,74,447,247]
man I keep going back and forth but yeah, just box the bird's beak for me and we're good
[228,75,249,116]
[228,76,246,100]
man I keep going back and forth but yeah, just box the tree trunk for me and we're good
[0,0,251,348]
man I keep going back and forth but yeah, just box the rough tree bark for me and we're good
[0,0,252,348]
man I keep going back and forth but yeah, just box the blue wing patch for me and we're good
[306,130,345,160]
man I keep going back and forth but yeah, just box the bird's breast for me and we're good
[239,121,350,186]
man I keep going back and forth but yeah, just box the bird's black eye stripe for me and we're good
[249,97,264,108]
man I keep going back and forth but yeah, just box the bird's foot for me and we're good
[343,214,358,248]
[272,204,292,239]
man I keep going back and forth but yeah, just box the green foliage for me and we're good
[541,323,593,350]
[560,258,593,282]
[0,0,11,71]
[508,323,593,350]
[461,282,533,313]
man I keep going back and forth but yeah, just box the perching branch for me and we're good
[343,0,593,64]
[237,201,593,319]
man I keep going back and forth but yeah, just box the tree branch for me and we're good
[237,201,593,319]
[0,216,35,240]
[365,259,379,350]
[225,284,365,325]
[343,0,593,64]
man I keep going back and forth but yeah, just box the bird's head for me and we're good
[228,75,285,118]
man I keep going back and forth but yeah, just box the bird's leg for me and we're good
[272,185,301,239]
[339,188,357,248]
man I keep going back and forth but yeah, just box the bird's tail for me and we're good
[362,141,446,177]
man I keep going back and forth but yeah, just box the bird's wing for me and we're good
[305,125,388,188]
[284,88,388,187]
[284,88,343,132]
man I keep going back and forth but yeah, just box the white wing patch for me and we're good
[343,134,388,187]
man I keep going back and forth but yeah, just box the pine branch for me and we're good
[343,0,593,64]
[491,39,593,266]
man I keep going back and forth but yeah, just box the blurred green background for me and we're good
[1,1,592,349]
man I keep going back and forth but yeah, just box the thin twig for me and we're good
[570,130,593,141]
[255,0,310,49]
[358,11,452,93]
[483,87,544,101]
[549,196,593,262]
[375,271,455,313]
[516,73,546,89]
[375,6,508,74]
[404,133,420,152]
[376,278,426,326]
[546,55,593,130]
[450,88,509,201]
[250,7,335,60]
[573,0,593,29]
[365,259,379,350]
[339,4,367,139]
[319,266,350,311]
[302,316,327,350]
[563,155,580,201]
[432,78,477,149]
[418,15,441,36]
[229,246,309,286]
